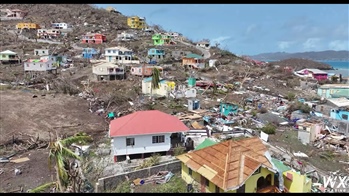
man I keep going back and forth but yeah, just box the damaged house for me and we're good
[82,48,100,59]
[23,59,57,73]
[37,29,62,39]
[109,110,189,162]
[317,84,349,99]
[81,33,106,44]
[127,16,146,30]
[182,53,205,69]
[116,31,135,41]
[196,40,210,49]
[0,9,27,20]
[176,137,286,193]
[130,65,163,77]
[147,48,165,62]
[34,49,49,56]
[294,69,328,81]
[16,22,40,30]
[92,61,125,81]
[0,50,20,64]
[142,77,175,97]
[104,46,140,64]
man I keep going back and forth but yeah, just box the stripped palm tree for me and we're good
[28,182,57,193]
[48,132,92,192]
[150,67,161,99]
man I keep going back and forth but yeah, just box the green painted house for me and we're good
[0,50,20,64]
[152,34,164,46]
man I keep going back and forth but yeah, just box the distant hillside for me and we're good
[250,50,349,61]
[268,58,333,70]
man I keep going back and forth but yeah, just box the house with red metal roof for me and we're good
[109,110,190,162]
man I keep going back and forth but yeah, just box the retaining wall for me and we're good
[96,160,181,192]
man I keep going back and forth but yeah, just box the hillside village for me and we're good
[0,4,349,193]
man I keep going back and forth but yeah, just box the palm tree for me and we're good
[48,132,92,192]
[150,67,161,98]
[28,182,57,193]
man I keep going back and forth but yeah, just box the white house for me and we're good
[104,46,140,64]
[51,22,70,29]
[109,110,190,162]
[116,32,135,41]
[34,49,49,56]
[37,29,62,39]
[92,61,125,81]
[24,59,56,72]
[196,40,210,49]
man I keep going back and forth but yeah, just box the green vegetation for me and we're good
[288,102,312,113]
[135,153,161,170]
[28,182,57,193]
[112,180,131,193]
[286,92,296,101]
[151,175,187,193]
[48,132,92,192]
[173,146,186,156]
[261,123,276,135]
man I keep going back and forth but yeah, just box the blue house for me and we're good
[82,48,99,59]
[219,102,239,116]
[147,48,165,62]
[317,84,349,99]
[330,108,349,122]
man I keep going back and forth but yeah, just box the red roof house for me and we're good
[109,110,190,161]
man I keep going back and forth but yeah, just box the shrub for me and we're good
[135,153,161,170]
[261,123,276,134]
[288,102,312,113]
[286,92,296,101]
[113,180,131,193]
[173,147,185,156]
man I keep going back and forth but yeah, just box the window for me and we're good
[126,138,135,146]
[152,135,165,143]
[107,50,111,53]
[188,168,192,176]
[342,114,348,120]
[253,167,261,175]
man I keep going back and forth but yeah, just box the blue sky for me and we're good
[96,4,349,55]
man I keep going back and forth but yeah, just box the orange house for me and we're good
[81,33,107,44]
[182,53,205,69]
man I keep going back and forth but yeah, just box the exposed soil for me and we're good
[0,89,107,145]
[0,149,55,192]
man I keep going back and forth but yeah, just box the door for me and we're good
[109,56,112,62]
[200,176,206,193]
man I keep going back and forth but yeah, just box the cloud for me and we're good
[277,41,294,50]
[303,38,321,50]
[211,36,232,45]
[328,40,349,51]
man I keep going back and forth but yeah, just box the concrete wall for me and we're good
[298,131,310,145]
[96,160,181,192]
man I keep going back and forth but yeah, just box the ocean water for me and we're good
[319,61,349,70]
[320,61,349,77]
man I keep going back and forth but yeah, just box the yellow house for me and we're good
[283,170,312,192]
[141,77,175,97]
[127,16,146,29]
[271,158,312,193]
[176,137,286,193]
[16,22,40,30]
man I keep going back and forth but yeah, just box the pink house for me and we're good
[130,65,163,76]
[296,69,328,81]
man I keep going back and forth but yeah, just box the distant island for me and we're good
[249,50,349,61]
